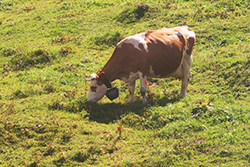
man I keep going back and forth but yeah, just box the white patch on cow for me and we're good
[121,72,140,103]
[121,72,139,84]
[117,33,148,52]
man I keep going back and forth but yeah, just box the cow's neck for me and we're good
[101,64,119,83]
[101,50,123,83]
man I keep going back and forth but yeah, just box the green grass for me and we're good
[1,0,250,166]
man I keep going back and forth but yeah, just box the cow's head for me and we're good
[87,74,107,102]
[86,72,119,103]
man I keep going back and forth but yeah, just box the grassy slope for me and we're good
[1,0,250,166]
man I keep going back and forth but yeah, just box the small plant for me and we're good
[28,162,38,167]
[12,90,28,99]
[191,100,213,117]
[0,102,15,115]
[53,153,67,166]
[43,83,56,93]
[51,35,83,44]
[1,48,17,57]
[59,46,72,57]
[44,145,56,156]
[61,129,72,142]
[54,64,79,73]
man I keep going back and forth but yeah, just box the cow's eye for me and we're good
[97,80,103,86]
[90,86,97,92]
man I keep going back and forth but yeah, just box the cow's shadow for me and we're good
[84,96,181,124]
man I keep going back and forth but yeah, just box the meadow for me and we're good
[0,0,250,166]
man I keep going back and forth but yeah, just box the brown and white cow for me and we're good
[86,26,195,103]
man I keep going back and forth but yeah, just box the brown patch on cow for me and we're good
[144,29,185,77]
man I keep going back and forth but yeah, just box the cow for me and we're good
[86,26,195,103]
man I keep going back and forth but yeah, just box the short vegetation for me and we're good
[0,0,250,166]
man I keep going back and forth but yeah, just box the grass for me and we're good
[1,0,250,166]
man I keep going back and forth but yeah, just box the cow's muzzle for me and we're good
[106,87,119,101]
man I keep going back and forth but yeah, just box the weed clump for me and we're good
[190,100,235,126]
[1,48,17,57]
[1,47,74,74]
[158,120,207,139]
[61,129,72,142]
[44,145,56,156]
[43,83,56,93]
[121,113,146,129]
[11,90,29,99]
[71,146,102,162]
[48,91,87,113]
[191,100,214,117]
[92,31,123,47]
[71,150,89,162]
[59,47,72,57]
[51,35,83,45]
[0,1,14,11]
[3,49,56,72]
[54,63,79,73]
[116,2,151,24]
[53,155,67,166]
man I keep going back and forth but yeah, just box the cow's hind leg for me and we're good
[139,73,147,104]
[180,54,192,96]
[128,81,136,103]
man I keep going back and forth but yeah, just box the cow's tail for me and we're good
[186,31,195,55]
[175,28,195,56]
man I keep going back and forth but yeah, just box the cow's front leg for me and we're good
[128,81,135,103]
[139,73,147,104]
